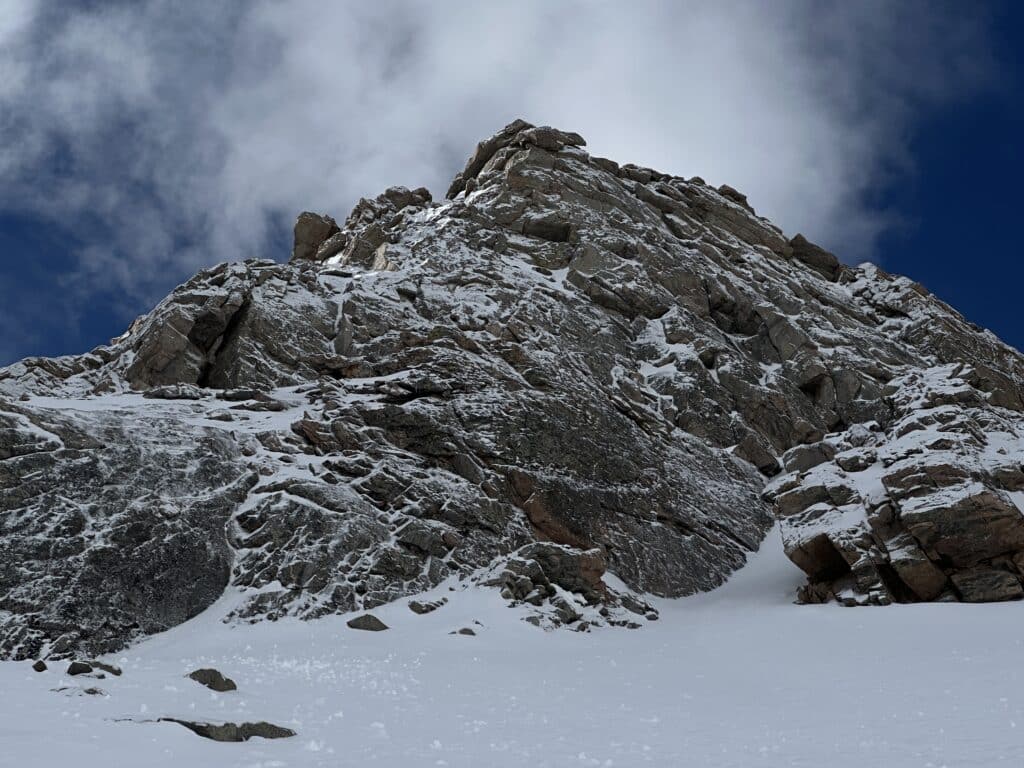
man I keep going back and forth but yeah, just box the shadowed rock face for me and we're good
[0,403,254,659]
[3,119,1024,658]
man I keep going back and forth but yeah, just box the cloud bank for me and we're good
[0,0,995,359]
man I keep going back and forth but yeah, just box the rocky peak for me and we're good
[4,120,1024,660]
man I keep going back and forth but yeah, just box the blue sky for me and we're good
[0,1,1020,365]
[875,6,1023,346]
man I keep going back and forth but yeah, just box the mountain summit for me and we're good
[3,119,1024,660]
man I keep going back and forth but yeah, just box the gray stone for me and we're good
[835,449,875,473]
[782,441,836,473]
[717,184,753,213]
[900,484,1024,568]
[188,667,237,692]
[160,718,296,742]
[951,569,1024,602]
[346,614,388,632]
[408,598,447,615]
[789,234,841,280]
[292,212,338,262]
[733,432,781,476]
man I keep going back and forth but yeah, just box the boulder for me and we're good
[408,598,448,615]
[346,614,388,632]
[899,483,1024,567]
[733,432,781,476]
[886,535,948,601]
[292,212,339,261]
[515,543,607,600]
[951,569,1024,602]
[788,234,841,281]
[781,441,836,473]
[188,667,237,692]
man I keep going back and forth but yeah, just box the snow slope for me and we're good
[3,526,1022,767]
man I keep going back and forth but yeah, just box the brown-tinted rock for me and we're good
[899,483,1024,567]
[292,211,339,262]
[733,432,781,476]
[516,543,607,600]
[886,535,948,601]
[789,234,841,281]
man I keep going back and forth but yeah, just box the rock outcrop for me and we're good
[160,718,295,742]
[768,363,1024,604]
[3,119,1024,658]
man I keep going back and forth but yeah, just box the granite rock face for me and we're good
[768,363,1024,605]
[4,119,1024,658]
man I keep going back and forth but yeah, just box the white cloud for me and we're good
[0,0,995,357]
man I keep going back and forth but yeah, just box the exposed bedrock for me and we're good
[4,119,1024,658]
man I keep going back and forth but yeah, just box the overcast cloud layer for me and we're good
[0,0,995,361]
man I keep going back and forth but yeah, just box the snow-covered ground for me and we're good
[3,527,1023,768]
